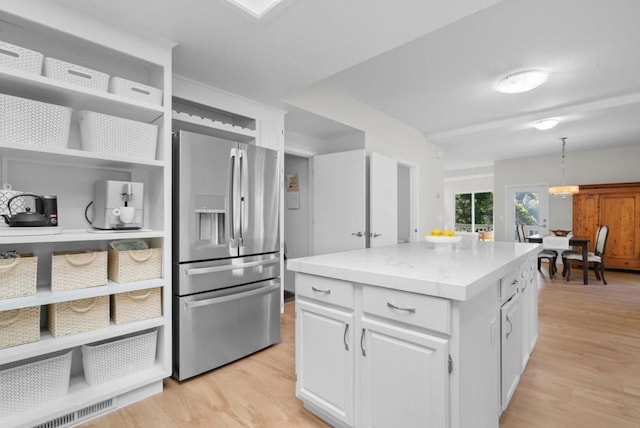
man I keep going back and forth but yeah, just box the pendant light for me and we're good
[549,137,579,198]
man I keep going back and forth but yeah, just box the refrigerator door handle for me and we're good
[229,148,240,248]
[184,258,279,276]
[184,282,280,309]
[239,148,248,247]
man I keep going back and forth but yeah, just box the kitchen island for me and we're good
[287,240,541,428]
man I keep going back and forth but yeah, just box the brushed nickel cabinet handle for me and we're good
[344,324,349,351]
[360,328,366,357]
[311,286,331,295]
[387,301,416,313]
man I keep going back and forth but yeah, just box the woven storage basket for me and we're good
[0,254,37,300]
[43,57,109,92]
[51,250,107,292]
[82,328,157,386]
[0,349,72,417]
[108,248,162,283]
[109,77,163,106]
[48,296,109,338]
[0,305,40,349]
[111,288,161,325]
[0,40,43,75]
[0,93,71,148]
[78,110,158,160]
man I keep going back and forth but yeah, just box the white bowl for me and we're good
[424,235,462,244]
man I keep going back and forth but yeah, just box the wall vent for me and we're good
[33,398,114,428]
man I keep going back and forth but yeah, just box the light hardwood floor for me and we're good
[82,270,640,427]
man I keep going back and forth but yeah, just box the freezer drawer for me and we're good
[174,253,280,296]
[173,279,281,381]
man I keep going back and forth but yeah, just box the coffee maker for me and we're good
[92,180,144,230]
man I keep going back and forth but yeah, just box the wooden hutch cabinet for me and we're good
[572,183,640,270]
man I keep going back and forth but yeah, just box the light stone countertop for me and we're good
[287,240,541,301]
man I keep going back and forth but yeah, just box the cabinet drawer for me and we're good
[500,270,520,302]
[362,286,450,334]
[296,273,354,309]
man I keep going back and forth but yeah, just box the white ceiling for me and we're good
[56,0,640,171]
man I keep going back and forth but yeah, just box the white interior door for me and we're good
[313,150,366,255]
[505,185,550,241]
[370,152,398,247]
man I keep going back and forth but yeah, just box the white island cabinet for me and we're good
[288,240,541,428]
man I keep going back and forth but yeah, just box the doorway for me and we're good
[505,185,550,241]
[283,153,311,293]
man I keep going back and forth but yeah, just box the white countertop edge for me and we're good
[287,242,541,301]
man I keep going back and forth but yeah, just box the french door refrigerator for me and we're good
[172,129,281,381]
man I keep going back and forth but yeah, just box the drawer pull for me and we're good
[344,324,350,351]
[311,286,331,295]
[387,301,416,313]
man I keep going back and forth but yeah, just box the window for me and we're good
[455,191,493,232]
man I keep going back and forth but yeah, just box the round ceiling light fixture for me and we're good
[533,119,559,130]
[495,70,550,94]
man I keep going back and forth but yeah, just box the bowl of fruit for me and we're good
[424,228,462,244]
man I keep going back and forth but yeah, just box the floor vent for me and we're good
[33,398,114,428]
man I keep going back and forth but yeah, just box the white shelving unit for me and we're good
[0,2,174,427]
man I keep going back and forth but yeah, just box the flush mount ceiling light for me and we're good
[533,119,559,130]
[549,137,579,198]
[495,70,550,94]
[225,0,288,20]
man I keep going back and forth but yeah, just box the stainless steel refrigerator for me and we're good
[172,129,281,381]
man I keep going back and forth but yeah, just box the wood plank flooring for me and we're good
[81,270,640,427]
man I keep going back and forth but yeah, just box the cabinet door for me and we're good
[359,318,449,428]
[501,293,523,410]
[296,299,354,426]
[573,194,599,251]
[599,193,640,269]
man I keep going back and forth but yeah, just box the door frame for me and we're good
[505,184,550,241]
[397,159,420,243]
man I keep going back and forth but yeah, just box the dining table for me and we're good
[527,235,591,285]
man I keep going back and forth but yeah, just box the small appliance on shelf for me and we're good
[90,180,143,230]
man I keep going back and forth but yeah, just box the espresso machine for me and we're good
[92,180,144,230]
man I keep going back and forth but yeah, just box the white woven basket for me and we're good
[43,57,109,92]
[51,250,107,292]
[48,296,109,338]
[109,77,163,106]
[0,349,72,417]
[108,248,162,283]
[111,288,161,325]
[78,110,158,160]
[0,40,43,75]
[0,254,37,300]
[82,328,157,386]
[0,305,40,349]
[0,93,71,148]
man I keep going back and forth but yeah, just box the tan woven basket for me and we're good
[0,306,40,349]
[111,288,162,325]
[48,296,109,338]
[108,248,162,283]
[0,255,37,300]
[51,250,107,292]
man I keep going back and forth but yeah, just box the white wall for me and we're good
[283,87,444,235]
[285,129,364,155]
[493,144,640,241]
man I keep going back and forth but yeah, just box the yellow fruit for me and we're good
[431,228,442,236]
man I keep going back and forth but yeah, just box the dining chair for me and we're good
[516,224,558,277]
[564,225,609,284]
[561,225,601,277]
